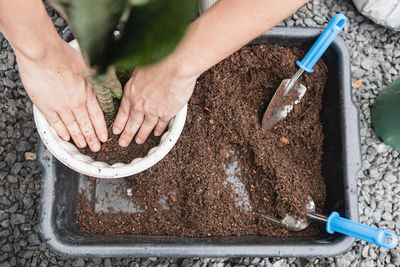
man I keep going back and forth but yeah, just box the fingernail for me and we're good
[92,143,100,151]
[63,135,70,141]
[119,139,128,147]
[135,137,143,144]
[100,134,107,142]
[113,127,121,135]
[79,140,86,147]
[154,131,160,137]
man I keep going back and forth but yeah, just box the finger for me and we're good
[135,115,158,144]
[113,81,133,135]
[86,89,108,143]
[119,112,144,147]
[154,117,170,136]
[73,107,101,152]
[47,112,70,141]
[59,111,87,148]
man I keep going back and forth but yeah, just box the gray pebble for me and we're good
[54,17,65,27]
[19,250,34,259]
[22,197,34,209]
[272,259,287,266]
[360,260,375,267]
[353,68,366,79]
[6,52,14,66]
[180,259,191,267]
[0,230,9,238]
[380,62,392,72]
[304,18,316,27]
[372,210,382,222]
[10,163,22,175]
[346,11,355,18]
[38,243,46,252]
[72,258,85,267]
[2,78,14,88]
[6,175,18,184]
[383,172,397,184]
[28,233,41,245]
[10,214,25,225]
[0,196,11,206]
[4,70,18,82]
[16,141,32,152]
[1,244,12,253]
[0,261,11,267]
[251,258,261,265]
[6,203,18,213]
[4,153,17,166]
[0,219,9,228]
[369,248,377,259]
[0,253,9,262]
[361,246,369,258]
[368,167,381,180]
[361,59,375,70]
[0,171,7,180]
[286,20,295,27]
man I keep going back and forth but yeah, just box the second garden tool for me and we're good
[262,14,347,130]
[261,197,398,249]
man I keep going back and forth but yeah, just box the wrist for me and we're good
[162,18,223,80]
[163,51,203,81]
[12,34,64,63]
[0,0,64,63]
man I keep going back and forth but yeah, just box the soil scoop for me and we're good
[261,14,398,250]
[260,196,398,249]
[262,14,347,129]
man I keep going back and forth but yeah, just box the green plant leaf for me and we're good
[49,0,128,71]
[49,0,197,116]
[371,77,400,151]
[107,0,198,71]
[50,0,197,73]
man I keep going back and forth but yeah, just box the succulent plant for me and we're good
[49,0,198,116]
[371,77,400,151]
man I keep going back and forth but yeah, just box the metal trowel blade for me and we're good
[262,79,307,130]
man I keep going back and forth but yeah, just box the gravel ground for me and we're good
[0,0,399,266]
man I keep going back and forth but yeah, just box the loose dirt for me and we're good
[76,43,328,237]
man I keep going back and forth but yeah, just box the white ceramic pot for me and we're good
[33,39,187,178]
[199,0,217,13]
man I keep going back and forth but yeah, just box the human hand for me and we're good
[112,58,197,146]
[16,39,108,152]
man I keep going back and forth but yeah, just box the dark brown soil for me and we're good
[76,43,328,237]
[79,114,160,165]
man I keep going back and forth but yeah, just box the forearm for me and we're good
[0,0,61,61]
[171,0,307,77]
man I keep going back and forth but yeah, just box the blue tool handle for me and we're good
[296,14,347,73]
[326,211,398,249]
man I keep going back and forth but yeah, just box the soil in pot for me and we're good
[76,43,328,237]
[79,107,161,165]
[78,70,161,165]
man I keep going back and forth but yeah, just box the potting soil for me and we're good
[79,104,161,165]
[76,44,328,237]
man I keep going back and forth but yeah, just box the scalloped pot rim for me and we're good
[33,39,187,178]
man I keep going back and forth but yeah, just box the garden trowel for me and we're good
[260,196,398,249]
[262,14,347,130]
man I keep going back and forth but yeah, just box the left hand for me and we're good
[112,58,198,146]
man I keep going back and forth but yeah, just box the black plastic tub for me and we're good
[38,27,361,258]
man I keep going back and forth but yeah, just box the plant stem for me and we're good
[92,67,123,118]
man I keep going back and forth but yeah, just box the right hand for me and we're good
[15,39,107,152]
[113,57,197,146]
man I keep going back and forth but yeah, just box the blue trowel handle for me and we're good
[326,211,398,249]
[296,14,347,73]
